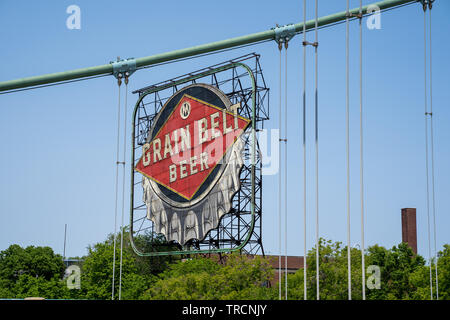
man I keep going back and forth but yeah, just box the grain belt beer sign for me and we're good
[135,84,251,245]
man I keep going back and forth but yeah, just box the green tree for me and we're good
[281,239,440,300]
[282,238,364,300]
[409,244,450,300]
[0,244,67,299]
[365,242,426,300]
[80,230,154,300]
[12,274,68,299]
[2,236,448,300]
[436,244,450,300]
[143,253,275,300]
[0,229,183,300]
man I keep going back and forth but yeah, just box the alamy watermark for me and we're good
[64,4,381,31]
[367,265,381,290]
[65,265,81,289]
[66,5,81,30]
[367,5,381,30]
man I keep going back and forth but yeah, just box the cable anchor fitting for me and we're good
[273,23,296,50]
[419,0,429,11]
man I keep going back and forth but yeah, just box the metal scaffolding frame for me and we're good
[130,53,269,255]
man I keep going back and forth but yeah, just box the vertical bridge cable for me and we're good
[275,31,290,300]
[422,1,433,301]
[346,0,352,301]
[302,0,308,301]
[284,42,288,301]
[428,0,439,300]
[314,0,319,302]
[302,0,320,300]
[278,42,282,301]
[112,75,122,300]
[118,74,130,300]
[358,0,366,301]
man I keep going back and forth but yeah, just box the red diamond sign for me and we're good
[135,93,250,200]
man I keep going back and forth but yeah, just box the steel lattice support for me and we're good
[130,53,269,255]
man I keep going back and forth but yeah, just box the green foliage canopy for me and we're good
[143,253,274,300]
[1,235,448,300]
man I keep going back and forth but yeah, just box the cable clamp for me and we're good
[273,23,296,49]
[345,12,363,19]
[110,57,137,81]
[302,41,319,48]
[279,138,287,142]
[425,112,433,116]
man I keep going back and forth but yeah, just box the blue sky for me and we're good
[0,0,449,260]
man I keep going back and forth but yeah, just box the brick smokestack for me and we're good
[401,208,417,254]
